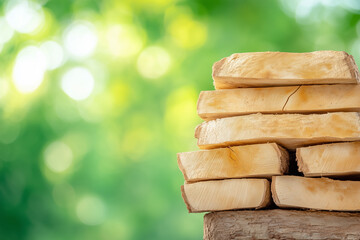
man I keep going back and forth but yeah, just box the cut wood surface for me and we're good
[181,179,270,213]
[204,210,360,240]
[198,85,360,120]
[272,176,360,211]
[195,112,360,150]
[212,51,359,89]
[297,142,360,177]
[178,143,288,183]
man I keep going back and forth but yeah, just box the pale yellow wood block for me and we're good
[182,178,270,213]
[198,85,360,120]
[213,51,359,88]
[272,176,360,211]
[297,142,360,177]
[178,143,288,182]
[195,112,360,150]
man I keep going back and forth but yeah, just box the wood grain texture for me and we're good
[181,179,270,213]
[272,176,360,211]
[297,142,360,177]
[195,112,360,150]
[204,210,360,240]
[212,51,360,89]
[198,85,360,120]
[178,143,288,183]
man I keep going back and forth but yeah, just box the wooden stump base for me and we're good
[204,210,360,240]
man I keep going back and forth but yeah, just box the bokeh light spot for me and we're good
[137,46,171,79]
[61,67,95,101]
[168,14,207,49]
[40,40,65,70]
[12,46,46,93]
[0,17,14,44]
[44,141,73,173]
[106,24,144,58]
[64,22,98,59]
[76,195,106,225]
[5,0,44,33]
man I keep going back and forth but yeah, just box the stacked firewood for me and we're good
[178,51,360,214]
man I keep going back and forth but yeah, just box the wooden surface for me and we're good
[297,142,360,177]
[197,85,360,120]
[272,176,360,211]
[178,143,288,182]
[195,112,360,150]
[204,210,360,240]
[212,51,359,89]
[181,179,270,213]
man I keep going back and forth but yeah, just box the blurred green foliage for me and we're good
[0,0,360,239]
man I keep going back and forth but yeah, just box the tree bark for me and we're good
[204,210,360,240]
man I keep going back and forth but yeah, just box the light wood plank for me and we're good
[198,85,360,120]
[181,179,270,213]
[272,176,360,211]
[297,142,360,177]
[213,51,359,89]
[178,143,288,182]
[195,112,360,150]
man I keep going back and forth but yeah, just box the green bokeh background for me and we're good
[1,0,360,239]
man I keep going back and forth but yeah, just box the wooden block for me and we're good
[177,143,288,183]
[272,176,360,211]
[181,179,270,213]
[195,112,360,150]
[297,142,360,177]
[198,85,360,120]
[212,51,359,89]
[204,210,360,240]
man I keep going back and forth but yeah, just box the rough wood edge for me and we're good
[177,153,189,181]
[295,147,308,174]
[258,179,272,208]
[212,57,227,88]
[194,123,202,139]
[274,144,289,174]
[271,176,280,207]
[197,91,205,119]
[180,185,193,213]
[346,52,360,84]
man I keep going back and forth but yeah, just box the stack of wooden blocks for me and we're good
[177,51,360,239]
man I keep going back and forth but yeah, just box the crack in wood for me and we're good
[227,147,238,163]
[282,85,302,111]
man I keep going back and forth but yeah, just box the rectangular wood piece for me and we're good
[198,85,360,120]
[272,176,360,211]
[181,178,270,213]
[195,112,360,150]
[212,51,359,89]
[178,143,288,183]
[204,210,360,240]
[297,142,360,177]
